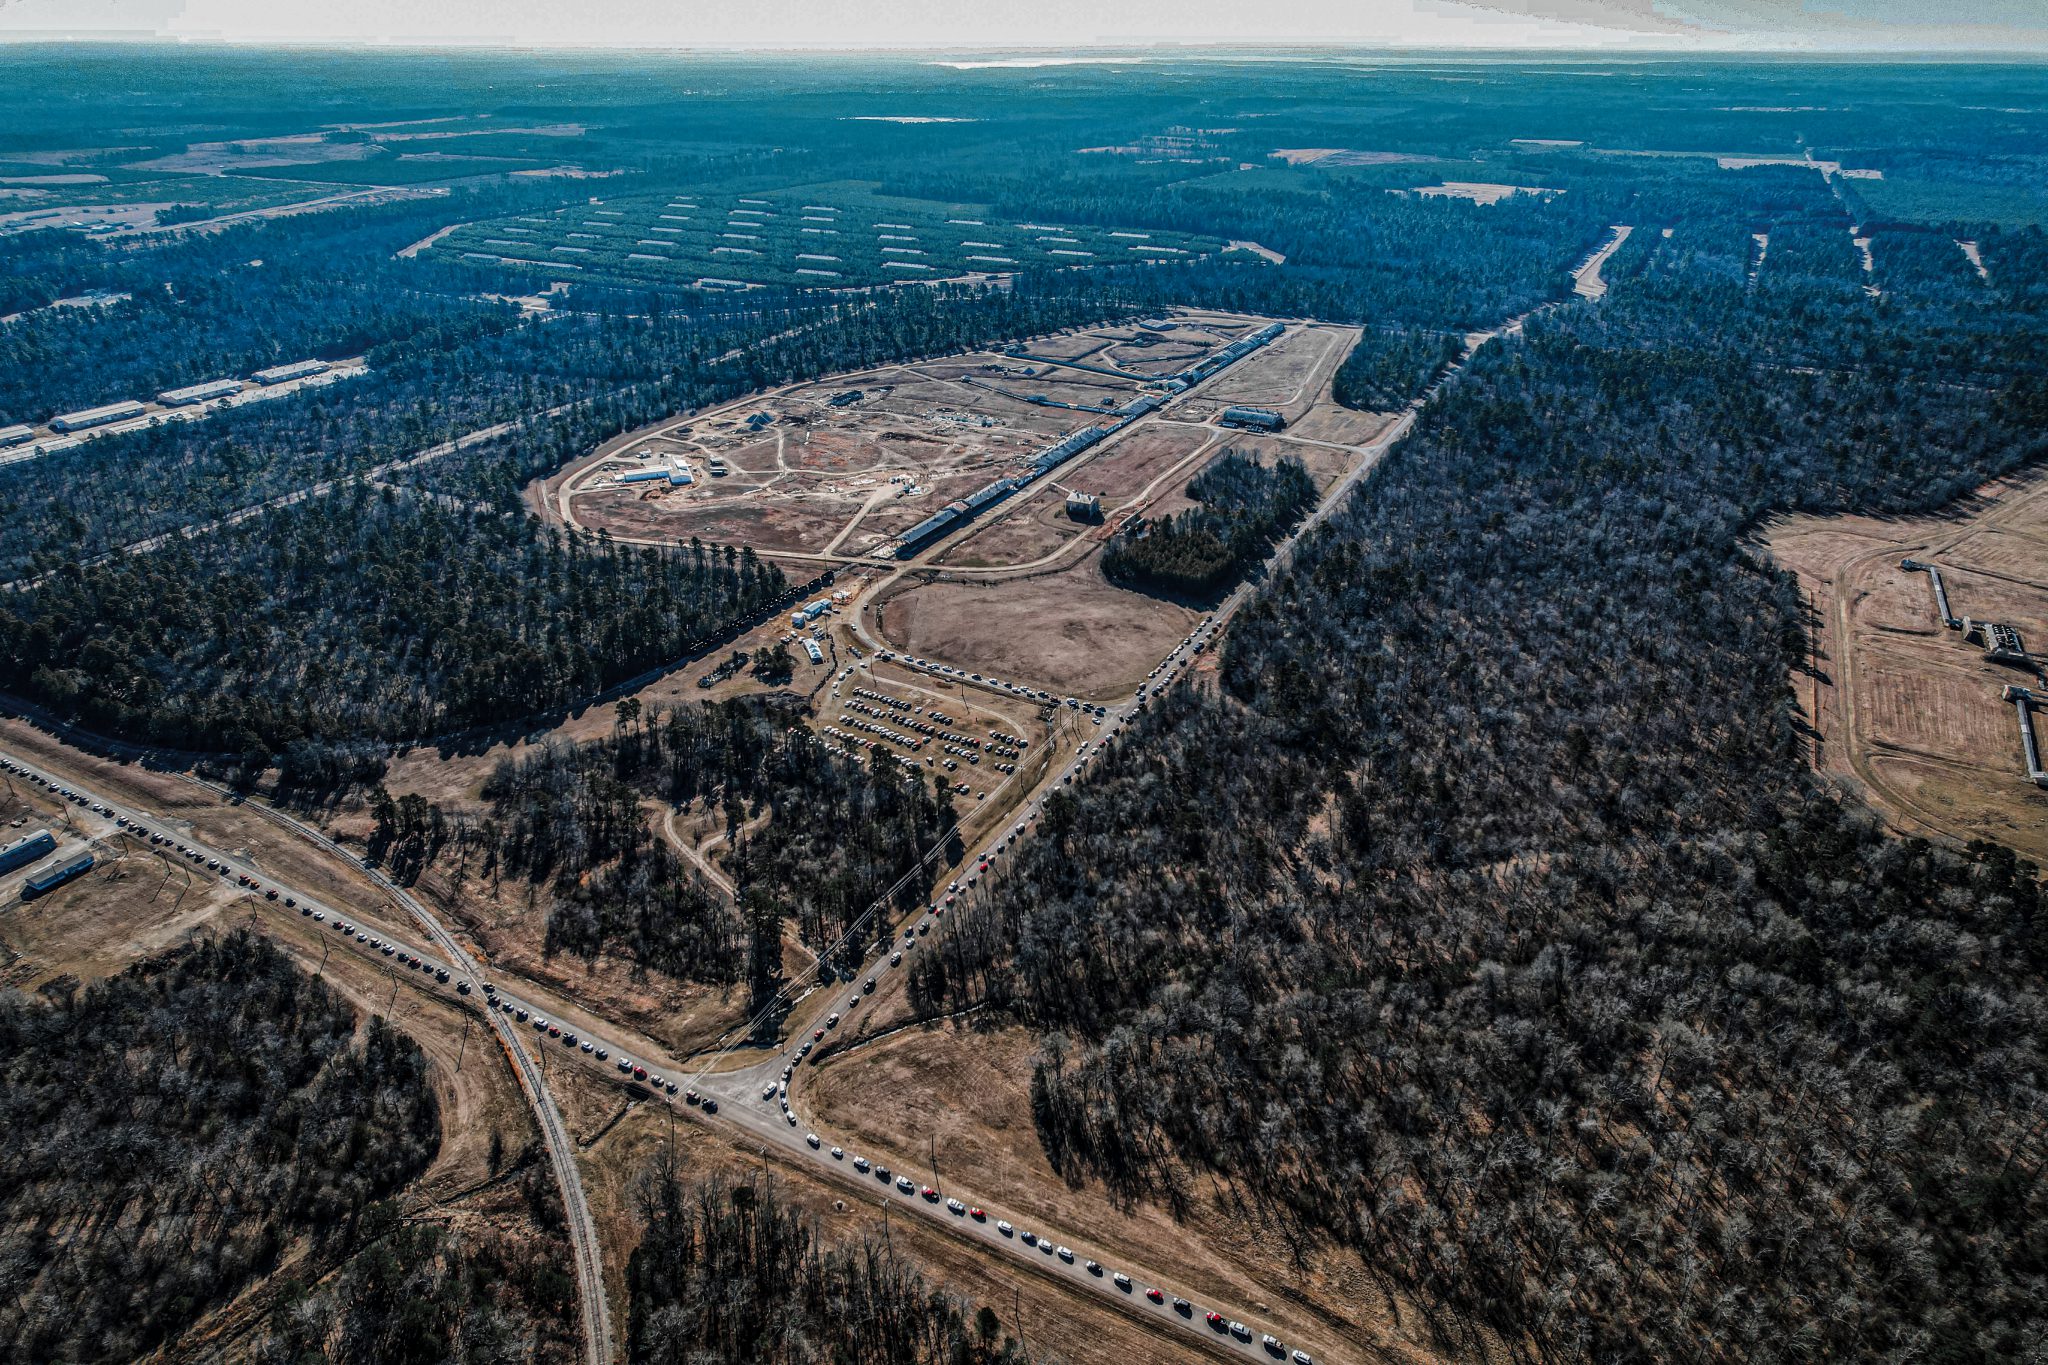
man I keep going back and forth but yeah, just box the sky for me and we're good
[1,0,2043,51]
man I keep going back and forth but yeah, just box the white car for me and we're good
[806,1132,820,1148]
[853,1156,871,1173]
[947,1199,966,1215]
[996,1220,1013,1236]
[830,1146,844,1159]
[1056,1245,1073,1261]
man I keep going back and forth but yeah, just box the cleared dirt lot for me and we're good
[804,1021,1455,1365]
[873,548,1200,700]
[560,348,1132,562]
[1767,468,2048,863]
[1184,325,1352,421]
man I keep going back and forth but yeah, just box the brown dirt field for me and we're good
[1070,423,1218,501]
[1006,371,1145,410]
[874,549,1200,701]
[1017,331,1120,363]
[0,717,404,925]
[935,490,1088,569]
[1285,403,1395,447]
[805,1022,1453,1365]
[1765,466,2048,865]
[1197,327,1353,419]
[2,839,238,989]
[594,487,856,555]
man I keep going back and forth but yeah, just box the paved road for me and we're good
[0,268,1624,1363]
[0,751,616,1365]
[2,733,1309,1363]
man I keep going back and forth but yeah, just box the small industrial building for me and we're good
[157,377,244,406]
[803,639,824,664]
[0,829,56,875]
[617,467,668,485]
[1066,492,1103,521]
[827,389,865,408]
[668,464,695,486]
[250,358,330,385]
[0,424,35,448]
[707,456,729,476]
[1219,405,1285,432]
[22,852,93,899]
[747,412,774,429]
[50,400,146,432]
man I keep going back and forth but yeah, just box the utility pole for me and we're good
[316,939,330,977]
[456,1013,471,1073]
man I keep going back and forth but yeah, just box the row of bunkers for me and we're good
[893,322,1285,558]
[0,358,332,446]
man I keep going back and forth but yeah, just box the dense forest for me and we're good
[1102,451,1316,596]
[7,48,2048,1364]
[0,934,441,1362]
[0,486,786,756]
[403,695,957,993]
[1332,326,1466,411]
[247,1207,579,1365]
[627,1169,1036,1365]
[914,201,2048,1361]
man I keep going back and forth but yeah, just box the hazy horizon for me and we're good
[3,0,2046,53]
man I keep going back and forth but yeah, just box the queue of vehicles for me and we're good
[3,607,1317,1362]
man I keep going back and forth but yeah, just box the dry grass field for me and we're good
[872,549,1202,700]
[803,1021,1458,1365]
[1767,467,2048,863]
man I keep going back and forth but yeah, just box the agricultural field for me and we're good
[431,182,1227,289]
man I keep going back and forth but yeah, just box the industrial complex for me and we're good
[2,356,360,462]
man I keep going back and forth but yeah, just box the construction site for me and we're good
[1770,467,2048,863]
[544,311,1374,706]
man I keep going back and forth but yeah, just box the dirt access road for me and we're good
[0,748,616,1365]
[1769,468,2048,862]
[1,231,1635,1364]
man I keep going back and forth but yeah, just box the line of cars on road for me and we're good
[813,1140,1316,1363]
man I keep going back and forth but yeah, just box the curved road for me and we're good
[3,256,1626,1364]
[0,751,614,1365]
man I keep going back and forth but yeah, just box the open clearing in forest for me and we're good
[803,1021,1451,1365]
[1768,468,2048,863]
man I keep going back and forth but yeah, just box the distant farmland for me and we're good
[428,183,1223,289]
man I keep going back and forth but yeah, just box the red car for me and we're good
[813,1028,825,1041]
[969,1207,985,1221]
[1146,1288,1164,1304]
[1207,1312,1226,1330]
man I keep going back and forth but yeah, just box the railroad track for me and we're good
[176,774,616,1365]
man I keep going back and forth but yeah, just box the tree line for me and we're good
[1102,450,1316,597]
[628,1167,1042,1365]
[0,933,442,1362]
[0,483,786,758]
[910,194,2048,1362]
